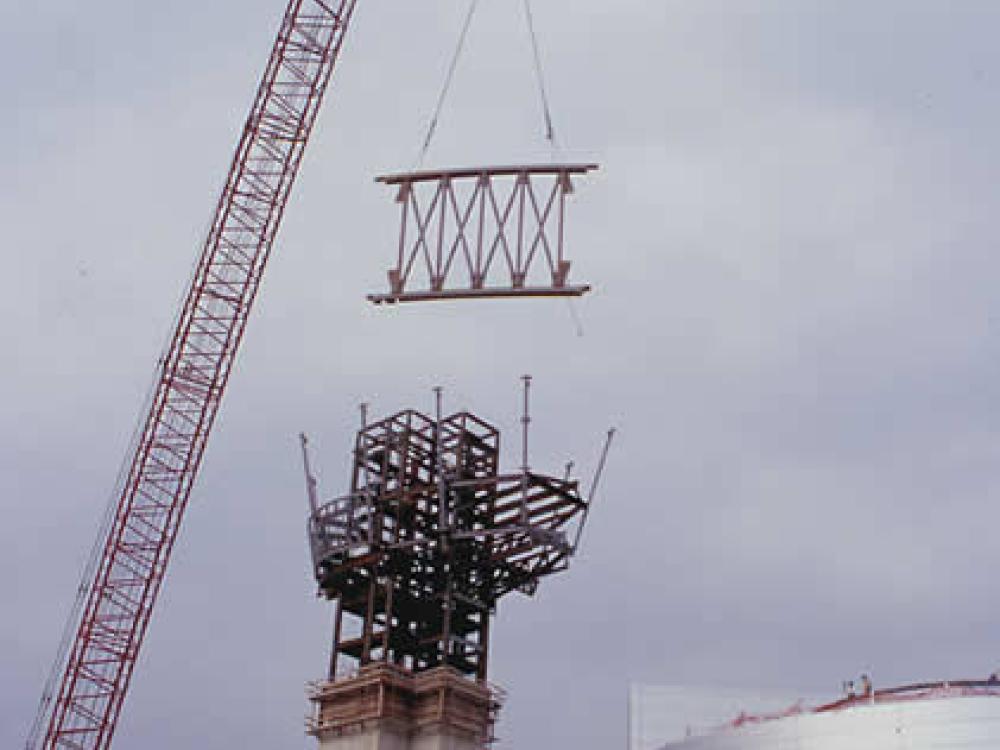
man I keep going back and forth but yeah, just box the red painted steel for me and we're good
[368,164,598,304]
[37,2,358,748]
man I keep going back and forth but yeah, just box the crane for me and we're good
[26,2,359,748]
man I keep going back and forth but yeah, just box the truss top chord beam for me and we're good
[375,163,599,185]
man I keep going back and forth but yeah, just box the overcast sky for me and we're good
[5,2,1000,749]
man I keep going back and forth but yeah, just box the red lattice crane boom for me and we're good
[29,2,359,748]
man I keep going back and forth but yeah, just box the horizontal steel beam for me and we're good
[376,163,599,184]
[368,284,591,304]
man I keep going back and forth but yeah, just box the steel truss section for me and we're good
[307,409,589,682]
[367,164,599,304]
[37,2,359,749]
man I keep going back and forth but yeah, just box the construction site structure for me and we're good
[301,385,613,748]
[26,0,608,747]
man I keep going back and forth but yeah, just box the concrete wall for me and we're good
[410,728,483,750]
[318,726,409,750]
[318,725,481,750]
[310,666,494,750]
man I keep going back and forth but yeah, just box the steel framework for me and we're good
[304,401,612,682]
[367,164,598,304]
[32,2,359,748]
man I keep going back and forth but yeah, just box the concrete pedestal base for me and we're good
[308,664,500,750]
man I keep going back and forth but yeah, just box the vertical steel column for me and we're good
[328,597,343,680]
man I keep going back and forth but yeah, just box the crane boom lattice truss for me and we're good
[36,2,358,748]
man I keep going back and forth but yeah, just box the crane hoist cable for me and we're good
[416,0,565,165]
[416,0,481,166]
[522,0,561,155]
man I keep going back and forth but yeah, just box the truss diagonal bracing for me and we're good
[35,3,358,749]
[367,164,598,304]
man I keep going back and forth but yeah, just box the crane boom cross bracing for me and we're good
[36,2,359,748]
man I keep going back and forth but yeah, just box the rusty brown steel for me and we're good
[305,403,601,682]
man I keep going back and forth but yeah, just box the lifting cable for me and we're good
[416,0,481,166]
[417,0,564,164]
[522,0,561,155]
